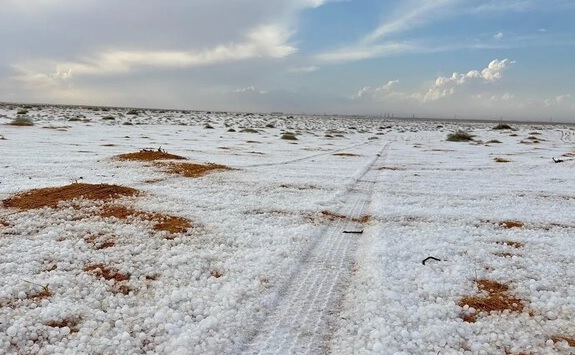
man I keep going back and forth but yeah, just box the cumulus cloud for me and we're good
[494,32,504,40]
[422,59,515,101]
[352,80,399,99]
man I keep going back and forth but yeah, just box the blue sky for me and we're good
[1,0,574,121]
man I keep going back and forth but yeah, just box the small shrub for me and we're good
[493,123,513,130]
[102,116,115,120]
[126,109,139,115]
[494,157,510,163]
[446,130,473,142]
[9,116,34,126]
[486,139,502,144]
[16,109,29,115]
[281,132,298,140]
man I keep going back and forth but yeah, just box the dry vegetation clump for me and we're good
[9,116,34,126]
[115,148,187,161]
[210,270,224,278]
[333,153,360,157]
[84,264,130,282]
[2,183,139,210]
[157,162,230,178]
[320,210,370,223]
[493,123,514,130]
[279,183,318,190]
[459,279,526,323]
[494,157,511,163]
[0,283,52,308]
[494,252,514,258]
[378,166,404,171]
[446,130,474,142]
[281,132,298,140]
[500,220,524,229]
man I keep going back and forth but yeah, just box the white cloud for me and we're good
[352,80,399,99]
[501,92,515,101]
[316,43,414,63]
[13,25,296,82]
[545,94,571,107]
[316,0,456,63]
[232,86,269,95]
[471,0,533,14]
[494,32,504,40]
[423,59,515,101]
[362,0,456,44]
[288,66,320,73]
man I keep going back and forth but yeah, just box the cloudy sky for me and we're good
[1,0,574,121]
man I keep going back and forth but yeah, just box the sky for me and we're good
[1,0,574,121]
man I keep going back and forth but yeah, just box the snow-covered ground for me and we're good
[1,104,575,354]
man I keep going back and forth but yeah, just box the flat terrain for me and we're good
[1,105,575,354]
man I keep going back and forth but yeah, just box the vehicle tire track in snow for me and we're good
[237,141,372,168]
[239,142,392,354]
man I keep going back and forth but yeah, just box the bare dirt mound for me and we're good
[115,148,187,161]
[158,162,231,178]
[2,183,138,210]
[2,183,191,237]
[114,149,231,178]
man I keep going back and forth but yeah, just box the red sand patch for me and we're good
[99,205,191,235]
[2,183,138,210]
[500,220,524,229]
[157,162,231,178]
[45,318,81,333]
[459,279,526,322]
[550,336,575,347]
[115,149,187,161]
[84,264,130,282]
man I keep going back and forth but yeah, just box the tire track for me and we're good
[237,139,385,168]
[239,142,392,354]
